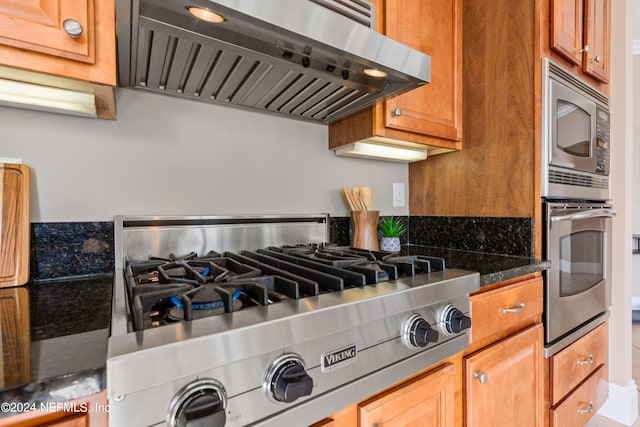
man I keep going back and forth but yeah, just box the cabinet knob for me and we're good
[577,354,594,366]
[63,19,84,39]
[578,45,590,54]
[392,107,402,117]
[577,401,594,414]
[473,371,488,384]
[500,303,525,314]
[591,55,602,63]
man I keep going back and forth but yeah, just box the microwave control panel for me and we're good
[595,105,610,175]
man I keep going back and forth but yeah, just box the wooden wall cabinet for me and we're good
[550,0,610,83]
[409,0,537,221]
[0,0,116,119]
[464,276,544,427]
[328,0,463,157]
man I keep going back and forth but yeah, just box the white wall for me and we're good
[0,88,409,222]
[598,0,637,423]
[633,54,640,298]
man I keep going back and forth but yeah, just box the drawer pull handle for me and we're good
[577,354,594,366]
[473,371,488,384]
[500,303,525,314]
[578,401,594,414]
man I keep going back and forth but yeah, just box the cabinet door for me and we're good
[358,363,454,427]
[465,324,543,427]
[0,0,95,63]
[583,0,610,83]
[384,0,462,141]
[550,0,584,66]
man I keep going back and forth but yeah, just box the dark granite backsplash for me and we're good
[330,215,534,257]
[29,216,532,279]
[29,275,113,340]
[408,216,534,257]
[30,222,114,280]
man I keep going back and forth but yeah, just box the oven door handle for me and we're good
[551,209,617,222]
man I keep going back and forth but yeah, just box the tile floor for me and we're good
[585,322,640,427]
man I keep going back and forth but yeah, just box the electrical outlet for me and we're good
[393,183,405,207]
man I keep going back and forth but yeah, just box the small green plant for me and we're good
[379,216,406,238]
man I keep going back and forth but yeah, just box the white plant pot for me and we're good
[380,236,401,252]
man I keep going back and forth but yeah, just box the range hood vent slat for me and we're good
[182,45,217,96]
[165,38,194,92]
[290,83,338,116]
[146,31,170,89]
[199,51,237,99]
[118,0,431,123]
[232,62,274,104]
[303,86,352,118]
[240,68,295,108]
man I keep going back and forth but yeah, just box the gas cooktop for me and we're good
[108,215,479,427]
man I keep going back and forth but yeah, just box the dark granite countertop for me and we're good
[0,274,112,418]
[402,245,551,287]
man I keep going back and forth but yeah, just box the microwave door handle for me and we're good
[551,209,617,222]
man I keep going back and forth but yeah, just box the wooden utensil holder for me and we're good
[350,210,379,251]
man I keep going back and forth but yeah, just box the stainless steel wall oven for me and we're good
[543,202,614,355]
[541,58,614,357]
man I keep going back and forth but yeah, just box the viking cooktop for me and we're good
[107,215,479,427]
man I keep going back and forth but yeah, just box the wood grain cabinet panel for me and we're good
[550,321,608,405]
[550,364,608,427]
[383,0,462,141]
[0,0,115,119]
[358,363,455,427]
[583,0,610,83]
[469,277,543,344]
[328,0,462,155]
[550,0,584,65]
[464,324,544,427]
[550,0,610,84]
[0,0,95,63]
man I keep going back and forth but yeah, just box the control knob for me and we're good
[167,379,226,427]
[441,304,472,335]
[265,354,313,403]
[402,313,439,349]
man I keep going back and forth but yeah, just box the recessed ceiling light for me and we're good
[363,68,388,78]
[187,6,225,23]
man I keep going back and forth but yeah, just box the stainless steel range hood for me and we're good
[116,0,431,123]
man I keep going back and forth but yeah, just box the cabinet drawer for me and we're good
[469,277,542,344]
[550,364,608,427]
[550,321,608,405]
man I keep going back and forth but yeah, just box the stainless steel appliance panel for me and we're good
[541,58,610,200]
[544,203,614,348]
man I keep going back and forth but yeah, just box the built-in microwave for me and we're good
[541,59,610,201]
